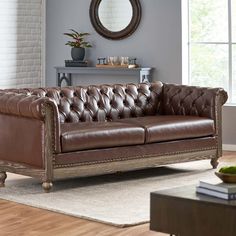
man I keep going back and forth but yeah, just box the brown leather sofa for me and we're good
[0,82,227,192]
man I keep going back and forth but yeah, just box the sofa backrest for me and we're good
[5,82,163,123]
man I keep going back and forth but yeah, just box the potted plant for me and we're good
[64,29,92,61]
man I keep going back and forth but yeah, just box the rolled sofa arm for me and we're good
[162,83,228,158]
[162,83,228,119]
[0,92,61,153]
[0,92,57,120]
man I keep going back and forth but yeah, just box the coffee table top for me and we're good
[151,185,236,236]
[151,185,236,207]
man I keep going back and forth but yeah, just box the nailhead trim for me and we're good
[53,146,216,168]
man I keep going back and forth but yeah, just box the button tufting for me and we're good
[84,103,89,109]
[135,100,140,106]
[100,89,104,94]
[50,83,164,123]
[97,102,103,109]
[110,101,116,107]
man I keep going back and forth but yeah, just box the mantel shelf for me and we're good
[55,66,154,86]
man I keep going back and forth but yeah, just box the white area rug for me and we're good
[0,160,222,227]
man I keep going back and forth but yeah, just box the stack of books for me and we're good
[65,60,88,67]
[196,179,236,200]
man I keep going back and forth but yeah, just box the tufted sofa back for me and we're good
[162,83,228,120]
[6,82,163,123]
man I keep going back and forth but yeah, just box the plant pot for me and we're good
[71,47,85,61]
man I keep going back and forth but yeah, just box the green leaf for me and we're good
[64,29,92,48]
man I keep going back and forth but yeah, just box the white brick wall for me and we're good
[99,0,132,32]
[0,0,43,88]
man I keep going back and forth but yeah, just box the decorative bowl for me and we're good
[215,171,236,183]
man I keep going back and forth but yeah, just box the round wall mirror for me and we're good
[90,0,141,40]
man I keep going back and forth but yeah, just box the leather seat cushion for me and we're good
[119,115,215,143]
[60,122,145,152]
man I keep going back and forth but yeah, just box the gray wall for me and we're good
[222,106,236,146]
[46,0,182,86]
[46,0,236,146]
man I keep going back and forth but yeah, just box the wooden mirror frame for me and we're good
[89,0,141,40]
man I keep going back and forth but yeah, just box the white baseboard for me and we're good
[223,144,236,151]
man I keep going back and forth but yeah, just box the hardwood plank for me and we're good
[0,151,235,236]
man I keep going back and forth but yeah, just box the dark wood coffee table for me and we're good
[150,185,236,236]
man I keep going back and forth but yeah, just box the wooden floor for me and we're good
[0,152,235,236]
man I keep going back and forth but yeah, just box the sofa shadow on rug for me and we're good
[6,162,212,193]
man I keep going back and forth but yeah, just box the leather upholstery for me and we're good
[4,82,163,123]
[55,137,217,166]
[3,82,227,123]
[163,84,228,119]
[0,91,61,154]
[119,115,215,143]
[0,114,44,167]
[60,122,145,152]
[0,92,55,120]
[0,82,227,169]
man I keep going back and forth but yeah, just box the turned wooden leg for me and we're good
[42,182,53,193]
[211,158,219,169]
[0,172,7,187]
